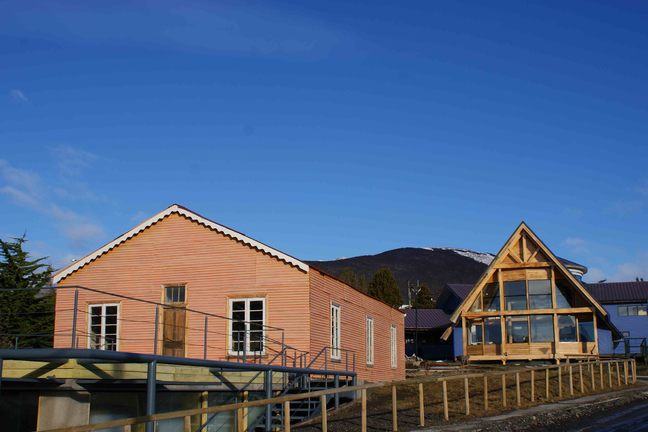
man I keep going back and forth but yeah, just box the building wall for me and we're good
[603,302,648,354]
[308,270,405,382]
[54,213,312,359]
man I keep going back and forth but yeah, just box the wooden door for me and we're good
[163,307,186,357]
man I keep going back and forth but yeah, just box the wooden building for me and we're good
[52,204,405,382]
[441,222,621,363]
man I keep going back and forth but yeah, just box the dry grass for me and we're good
[296,362,639,432]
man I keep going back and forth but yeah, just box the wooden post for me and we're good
[464,377,470,415]
[284,401,291,432]
[361,389,367,432]
[591,362,595,390]
[616,361,621,387]
[633,359,637,383]
[501,374,507,407]
[530,369,535,402]
[242,391,249,432]
[123,426,131,432]
[558,366,563,398]
[568,364,574,396]
[545,368,550,400]
[608,362,612,387]
[321,395,328,432]
[579,363,584,393]
[624,361,629,385]
[236,408,244,432]
[515,372,521,406]
[391,385,398,432]
[483,375,489,411]
[599,362,604,388]
[442,380,449,421]
[418,383,425,427]
[183,415,191,432]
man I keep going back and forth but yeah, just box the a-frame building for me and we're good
[442,222,621,363]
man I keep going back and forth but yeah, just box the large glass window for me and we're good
[230,298,265,354]
[528,280,552,309]
[578,315,596,342]
[506,316,529,343]
[530,315,554,342]
[470,294,482,312]
[390,325,398,368]
[558,315,577,342]
[555,282,574,308]
[89,304,119,351]
[331,304,341,360]
[504,281,527,310]
[484,317,502,344]
[165,285,186,304]
[483,283,501,312]
[618,304,648,316]
[366,317,374,365]
[468,321,483,345]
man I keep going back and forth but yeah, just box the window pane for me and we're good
[249,311,263,322]
[470,294,482,312]
[250,301,263,311]
[528,280,552,309]
[618,306,627,316]
[468,322,483,345]
[639,306,647,316]
[555,283,574,308]
[530,315,554,342]
[506,316,529,343]
[483,283,500,312]
[232,301,245,311]
[484,317,502,344]
[504,281,527,310]
[558,315,577,342]
[578,316,595,342]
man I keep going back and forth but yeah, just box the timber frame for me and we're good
[442,222,621,364]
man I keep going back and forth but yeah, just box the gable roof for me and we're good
[586,281,648,304]
[53,204,309,283]
[445,283,473,300]
[447,222,611,325]
[404,309,451,329]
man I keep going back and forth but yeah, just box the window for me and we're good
[504,281,527,310]
[618,304,648,316]
[484,317,502,344]
[229,298,265,354]
[558,315,577,342]
[165,285,186,304]
[555,282,574,309]
[468,321,483,345]
[528,280,552,309]
[483,283,501,312]
[366,317,374,365]
[390,325,398,368]
[578,315,596,342]
[622,331,631,338]
[470,294,482,312]
[506,315,529,343]
[530,315,554,342]
[331,304,341,360]
[88,304,119,351]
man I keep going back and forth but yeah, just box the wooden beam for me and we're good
[442,380,449,421]
[545,368,550,400]
[624,361,629,385]
[616,362,621,387]
[521,234,527,262]
[600,363,604,388]
[464,307,592,319]
[608,362,612,387]
[464,377,470,415]
[361,389,367,432]
[284,401,291,432]
[418,383,425,427]
[558,366,562,398]
[568,364,574,396]
[392,385,398,432]
[515,372,521,406]
[483,375,489,411]
[498,262,551,269]
[183,416,191,432]
[530,369,535,402]
[579,363,584,393]
[501,374,507,407]
[321,395,328,432]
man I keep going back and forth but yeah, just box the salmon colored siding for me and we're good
[309,270,405,382]
[54,211,405,382]
[54,213,311,359]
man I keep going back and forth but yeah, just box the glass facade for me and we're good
[484,317,502,344]
[483,283,500,311]
[506,316,529,343]
[528,280,552,309]
[530,315,554,342]
[558,315,577,342]
[504,281,527,310]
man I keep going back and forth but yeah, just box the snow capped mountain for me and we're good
[424,248,495,266]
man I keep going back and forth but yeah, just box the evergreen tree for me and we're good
[338,267,368,293]
[0,236,54,348]
[412,282,435,308]
[368,267,403,306]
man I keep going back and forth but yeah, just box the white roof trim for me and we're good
[52,204,309,283]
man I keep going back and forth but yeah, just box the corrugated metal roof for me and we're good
[446,283,473,300]
[585,281,648,304]
[404,309,451,329]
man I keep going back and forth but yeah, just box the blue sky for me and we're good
[1,1,647,282]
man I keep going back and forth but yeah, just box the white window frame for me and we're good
[366,317,374,366]
[331,304,341,360]
[390,325,398,368]
[87,303,120,351]
[228,298,266,356]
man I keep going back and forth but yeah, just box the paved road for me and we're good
[566,397,648,432]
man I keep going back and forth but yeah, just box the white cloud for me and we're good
[562,237,590,255]
[583,267,607,283]
[614,253,648,281]
[0,157,105,247]
[9,89,29,104]
[51,145,98,176]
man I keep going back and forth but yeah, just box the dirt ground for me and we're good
[296,362,642,432]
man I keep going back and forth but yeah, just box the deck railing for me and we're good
[39,358,637,432]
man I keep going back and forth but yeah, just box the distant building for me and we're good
[404,308,452,360]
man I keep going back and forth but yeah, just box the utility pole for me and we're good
[409,280,422,359]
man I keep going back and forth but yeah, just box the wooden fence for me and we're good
[41,358,637,432]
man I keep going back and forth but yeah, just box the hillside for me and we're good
[307,247,494,305]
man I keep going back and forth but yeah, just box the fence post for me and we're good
[284,401,291,432]
[591,362,595,390]
[599,362,604,388]
[483,375,489,411]
[153,305,159,355]
[391,385,398,431]
[464,377,470,415]
[545,368,549,400]
[334,375,340,409]
[361,388,367,432]
[579,363,584,393]
[624,361,629,385]
[71,288,79,348]
[183,416,191,432]
[501,374,507,407]
[515,372,521,406]
[568,364,574,396]
[418,383,425,427]
[264,370,272,432]
[442,380,449,421]
[530,369,535,402]
[145,360,157,432]
[616,361,621,386]
[353,352,356,372]
[558,366,563,398]
[203,316,208,360]
[320,394,328,432]
[633,359,637,383]
[607,362,612,387]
